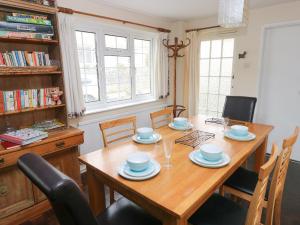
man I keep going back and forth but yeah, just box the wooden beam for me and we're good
[57,6,171,33]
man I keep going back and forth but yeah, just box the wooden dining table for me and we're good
[78,115,273,225]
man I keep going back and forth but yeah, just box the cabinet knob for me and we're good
[0,185,8,197]
[0,158,4,164]
[55,141,65,148]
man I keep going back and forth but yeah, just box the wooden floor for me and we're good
[19,160,300,225]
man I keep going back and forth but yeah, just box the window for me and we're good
[199,38,235,117]
[75,25,155,111]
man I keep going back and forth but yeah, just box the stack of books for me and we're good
[0,87,61,113]
[0,12,54,40]
[0,128,48,146]
[0,51,51,67]
[32,119,65,131]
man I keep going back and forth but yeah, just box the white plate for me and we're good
[132,133,162,144]
[194,151,224,165]
[168,122,193,131]
[118,160,161,181]
[124,162,155,177]
[224,130,256,142]
[189,151,231,168]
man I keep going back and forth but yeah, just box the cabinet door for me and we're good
[33,147,81,203]
[0,167,34,219]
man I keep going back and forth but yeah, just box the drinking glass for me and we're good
[223,117,230,132]
[163,139,174,168]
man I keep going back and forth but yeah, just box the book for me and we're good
[0,21,54,35]
[4,91,15,112]
[0,91,4,113]
[0,51,51,67]
[0,31,53,40]
[12,13,48,20]
[0,141,21,150]
[6,16,52,26]
[0,128,48,145]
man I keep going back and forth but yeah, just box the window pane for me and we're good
[200,59,209,76]
[211,40,222,58]
[222,38,234,57]
[209,77,220,94]
[218,95,226,112]
[220,77,231,95]
[210,59,221,76]
[104,56,131,102]
[200,41,210,58]
[200,76,208,93]
[75,31,99,103]
[199,93,208,113]
[134,39,151,95]
[221,58,233,77]
[207,94,218,111]
[105,35,127,49]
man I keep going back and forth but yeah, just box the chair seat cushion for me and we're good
[188,194,247,225]
[97,197,162,225]
[224,167,270,200]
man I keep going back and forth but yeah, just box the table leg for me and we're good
[254,136,268,172]
[163,216,188,225]
[86,167,106,215]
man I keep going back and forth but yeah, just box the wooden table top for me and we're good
[79,116,273,219]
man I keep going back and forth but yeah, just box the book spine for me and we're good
[0,91,4,113]
[0,21,54,35]
[20,90,25,109]
[5,91,15,112]
[11,13,48,20]
[24,90,29,108]
[6,16,52,26]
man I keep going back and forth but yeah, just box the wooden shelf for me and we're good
[0,71,62,76]
[0,104,65,116]
[0,0,57,14]
[0,36,59,45]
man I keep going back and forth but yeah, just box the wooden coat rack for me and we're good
[163,37,191,117]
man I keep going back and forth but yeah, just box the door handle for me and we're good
[55,141,65,148]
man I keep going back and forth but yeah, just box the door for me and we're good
[257,22,300,160]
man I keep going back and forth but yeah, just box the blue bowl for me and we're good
[230,125,249,137]
[126,153,150,172]
[200,144,223,162]
[137,127,154,139]
[173,117,188,127]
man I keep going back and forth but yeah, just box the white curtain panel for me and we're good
[58,13,85,118]
[185,31,201,116]
[154,33,169,100]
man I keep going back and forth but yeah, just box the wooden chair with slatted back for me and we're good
[266,127,299,225]
[188,145,278,225]
[99,116,137,204]
[221,127,299,225]
[150,108,173,129]
[99,116,137,147]
[245,145,278,225]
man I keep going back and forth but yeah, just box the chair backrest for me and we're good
[99,116,136,147]
[222,96,257,122]
[245,144,278,225]
[150,108,173,129]
[17,153,99,225]
[265,127,299,225]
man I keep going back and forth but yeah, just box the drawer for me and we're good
[0,134,84,169]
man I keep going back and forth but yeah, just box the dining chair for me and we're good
[222,96,257,122]
[188,145,278,225]
[99,116,137,147]
[150,108,173,129]
[220,127,299,225]
[99,115,137,204]
[17,153,162,225]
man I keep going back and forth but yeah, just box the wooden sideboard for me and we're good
[0,127,84,225]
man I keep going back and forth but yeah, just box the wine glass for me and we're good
[163,139,174,168]
[223,117,230,132]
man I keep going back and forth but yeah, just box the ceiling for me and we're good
[91,0,297,21]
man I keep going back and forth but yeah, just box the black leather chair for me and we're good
[17,153,162,225]
[222,96,257,122]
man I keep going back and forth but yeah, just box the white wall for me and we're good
[186,0,300,97]
[57,0,173,154]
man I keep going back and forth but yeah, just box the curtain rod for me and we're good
[57,7,171,33]
[186,25,221,33]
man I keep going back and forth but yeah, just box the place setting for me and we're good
[168,117,193,131]
[132,127,162,144]
[224,124,256,141]
[118,152,161,181]
[189,143,231,168]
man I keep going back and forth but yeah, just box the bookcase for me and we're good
[0,1,84,224]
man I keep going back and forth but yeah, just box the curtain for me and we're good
[184,31,201,116]
[154,33,169,100]
[58,13,85,118]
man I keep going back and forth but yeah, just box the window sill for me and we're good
[85,98,161,115]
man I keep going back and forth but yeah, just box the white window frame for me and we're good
[73,18,156,112]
